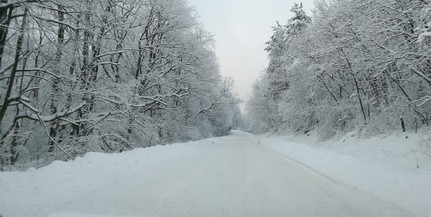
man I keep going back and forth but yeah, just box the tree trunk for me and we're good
[0,1,13,67]
[10,117,19,165]
[48,4,65,152]
[0,8,27,126]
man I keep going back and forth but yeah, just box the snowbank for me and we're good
[262,131,431,217]
[0,137,224,217]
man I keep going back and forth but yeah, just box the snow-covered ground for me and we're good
[0,131,429,217]
[262,130,431,217]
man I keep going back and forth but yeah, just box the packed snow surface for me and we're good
[0,131,428,217]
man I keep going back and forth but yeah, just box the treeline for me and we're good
[0,0,241,170]
[247,0,431,138]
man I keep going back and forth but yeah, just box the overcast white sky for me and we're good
[187,0,314,110]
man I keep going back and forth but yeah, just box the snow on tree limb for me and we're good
[16,102,85,122]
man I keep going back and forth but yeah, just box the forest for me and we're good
[1,0,430,171]
[0,0,241,170]
[247,0,431,139]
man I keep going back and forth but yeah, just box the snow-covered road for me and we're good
[0,131,418,217]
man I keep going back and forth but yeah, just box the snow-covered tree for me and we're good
[247,0,430,138]
[0,0,241,170]
[248,2,311,133]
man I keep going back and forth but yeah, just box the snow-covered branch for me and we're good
[16,102,85,122]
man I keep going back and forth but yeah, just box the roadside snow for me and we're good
[262,131,431,217]
[0,139,214,217]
